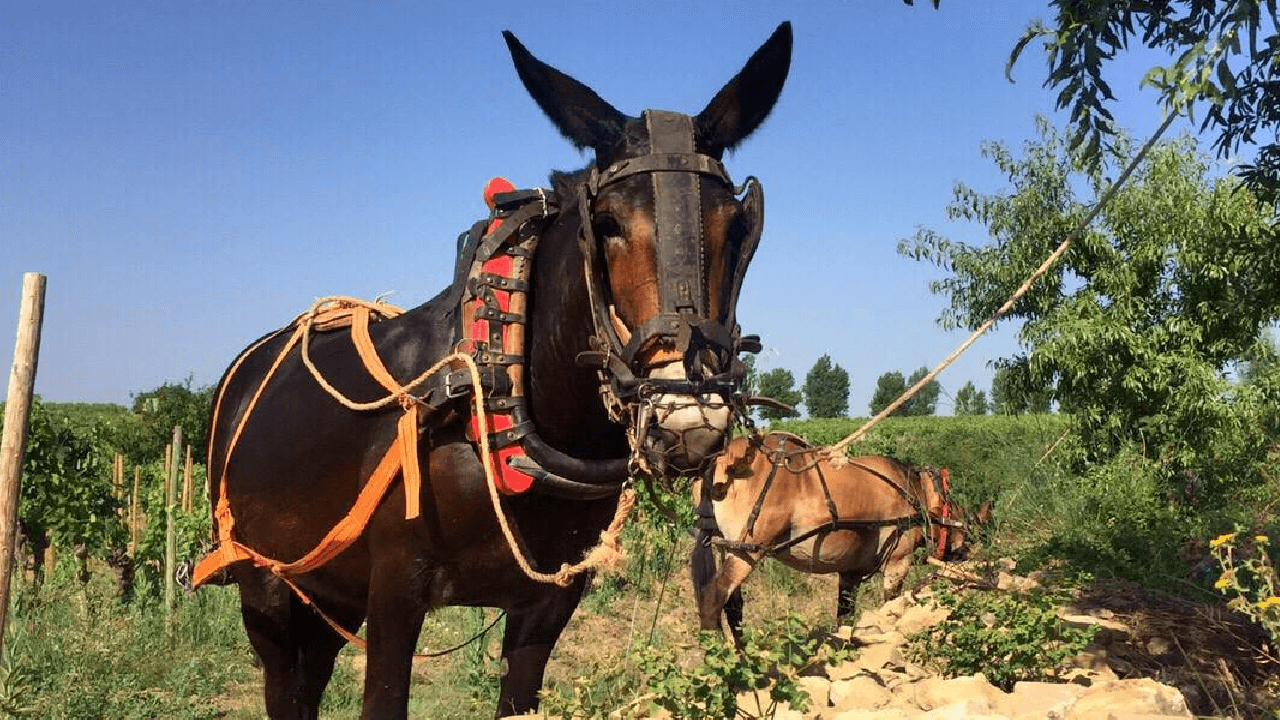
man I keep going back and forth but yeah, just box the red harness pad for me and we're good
[467,177,535,495]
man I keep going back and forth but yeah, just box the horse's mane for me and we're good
[549,166,592,204]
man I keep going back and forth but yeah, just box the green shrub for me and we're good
[637,614,847,719]
[1001,448,1201,590]
[906,583,1096,691]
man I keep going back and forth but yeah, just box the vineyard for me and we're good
[0,402,1275,717]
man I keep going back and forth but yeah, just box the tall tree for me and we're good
[869,371,907,416]
[756,367,802,422]
[902,120,1280,489]
[953,380,988,416]
[900,366,941,417]
[990,364,1051,416]
[128,377,215,466]
[803,354,850,418]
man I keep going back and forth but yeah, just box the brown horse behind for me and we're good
[692,432,990,643]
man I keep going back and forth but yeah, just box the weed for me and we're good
[1210,528,1279,661]
[636,614,848,719]
[905,583,1095,691]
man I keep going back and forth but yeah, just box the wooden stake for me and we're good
[0,273,46,659]
[130,466,141,556]
[164,426,181,625]
[163,443,172,492]
[112,453,124,516]
[182,444,193,513]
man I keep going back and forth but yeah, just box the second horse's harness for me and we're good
[699,432,966,561]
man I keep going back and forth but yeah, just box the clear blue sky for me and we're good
[2,1,1188,414]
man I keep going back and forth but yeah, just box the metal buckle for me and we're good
[444,371,467,399]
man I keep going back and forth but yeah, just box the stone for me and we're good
[830,675,894,712]
[896,605,949,635]
[910,675,1006,713]
[880,595,911,617]
[735,689,805,720]
[825,708,918,720]
[1008,680,1086,719]
[854,630,908,647]
[798,675,833,709]
[921,701,1008,719]
[1063,678,1192,720]
[853,641,906,672]
[1057,612,1132,644]
[1145,636,1174,658]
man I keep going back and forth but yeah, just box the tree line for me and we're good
[747,353,1053,422]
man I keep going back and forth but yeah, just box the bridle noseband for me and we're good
[575,110,764,411]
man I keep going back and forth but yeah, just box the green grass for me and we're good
[4,563,253,719]
[10,412,1276,716]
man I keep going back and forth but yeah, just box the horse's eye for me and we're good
[593,213,624,242]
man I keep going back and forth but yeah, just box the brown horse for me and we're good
[198,24,792,719]
[691,432,990,643]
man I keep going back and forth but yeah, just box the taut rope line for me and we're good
[827,108,1182,460]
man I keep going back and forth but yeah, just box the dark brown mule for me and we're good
[691,432,990,644]
[202,24,791,719]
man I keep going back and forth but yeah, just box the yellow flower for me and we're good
[1255,535,1271,545]
[1210,532,1237,549]
[1215,574,1233,590]
[1258,596,1280,611]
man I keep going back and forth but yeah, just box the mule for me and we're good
[691,432,990,644]
[198,24,792,719]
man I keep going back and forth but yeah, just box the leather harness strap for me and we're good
[712,435,963,559]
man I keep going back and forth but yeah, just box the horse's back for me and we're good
[207,293,457,559]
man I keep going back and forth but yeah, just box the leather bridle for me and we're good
[575,110,764,413]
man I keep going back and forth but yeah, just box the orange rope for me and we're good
[193,295,636,649]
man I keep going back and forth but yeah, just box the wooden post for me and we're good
[129,466,141,556]
[0,273,46,658]
[163,443,172,493]
[112,453,124,517]
[182,445,193,513]
[164,426,180,625]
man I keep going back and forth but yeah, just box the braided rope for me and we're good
[204,295,635,600]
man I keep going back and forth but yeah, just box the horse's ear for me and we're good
[503,30,628,152]
[695,21,792,158]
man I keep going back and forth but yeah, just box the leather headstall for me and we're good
[575,110,765,414]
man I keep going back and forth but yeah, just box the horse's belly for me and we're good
[774,529,872,574]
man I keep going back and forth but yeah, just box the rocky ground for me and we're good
[519,558,1278,720]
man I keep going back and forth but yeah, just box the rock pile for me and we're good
[520,559,1270,719]
[764,580,1196,720]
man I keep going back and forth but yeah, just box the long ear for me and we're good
[503,31,628,151]
[696,21,792,157]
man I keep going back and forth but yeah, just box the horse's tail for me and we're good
[689,528,717,605]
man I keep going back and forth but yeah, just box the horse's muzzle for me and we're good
[640,364,732,475]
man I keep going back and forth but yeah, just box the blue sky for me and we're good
[2,1,1193,414]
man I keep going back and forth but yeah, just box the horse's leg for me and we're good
[496,575,590,718]
[698,551,757,646]
[724,582,745,645]
[361,539,431,719]
[836,570,870,624]
[237,570,358,720]
[690,533,747,645]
